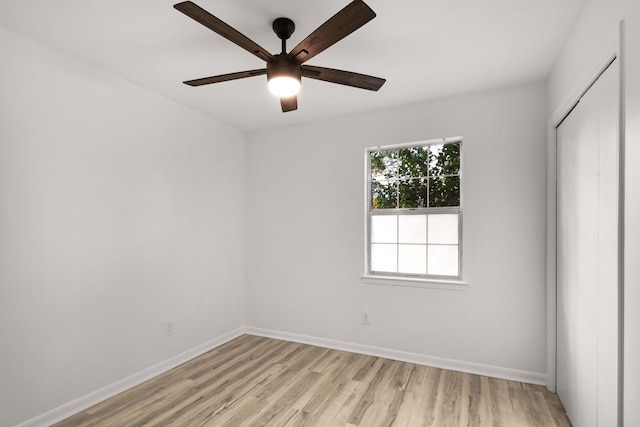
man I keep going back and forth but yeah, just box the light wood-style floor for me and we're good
[54,335,572,426]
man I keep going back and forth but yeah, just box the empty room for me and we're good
[1,0,639,426]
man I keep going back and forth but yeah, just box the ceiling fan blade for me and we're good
[183,69,267,86]
[288,0,376,63]
[281,96,298,112]
[302,65,385,91]
[174,1,273,62]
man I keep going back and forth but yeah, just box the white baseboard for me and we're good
[245,326,546,386]
[15,327,245,427]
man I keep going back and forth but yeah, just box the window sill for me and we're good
[361,275,469,291]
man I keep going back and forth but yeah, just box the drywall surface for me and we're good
[0,27,245,426]
[547,0,623,113]
[245,82,548,378]
[548,0,640,424]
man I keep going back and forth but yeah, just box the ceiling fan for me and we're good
[174,0,386,113]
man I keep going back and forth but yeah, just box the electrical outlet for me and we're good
[164,320,175,337]
[361,311,371,326]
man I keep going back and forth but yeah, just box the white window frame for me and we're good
[361,137,467,290]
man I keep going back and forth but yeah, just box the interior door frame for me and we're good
[546,20,625,414]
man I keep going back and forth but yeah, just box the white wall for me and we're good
[245,82,548,379]
[0,27,245,427]
[548,0,640,425]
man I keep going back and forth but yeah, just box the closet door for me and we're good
[556,59,619,427]
[556,70,599,427]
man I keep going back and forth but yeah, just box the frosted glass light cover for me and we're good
[371,215,397,243]
[398,244,427,274]
[398,215,427,243]
[371,244,397,272]
[268,76,301,97]
[427,245,459,276]
[428,214,459,244]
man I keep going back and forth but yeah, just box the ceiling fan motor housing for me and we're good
[267,54,302,83]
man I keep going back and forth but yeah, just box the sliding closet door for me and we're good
[556,59,619,427]
[557,72,599,427]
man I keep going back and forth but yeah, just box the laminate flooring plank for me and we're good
[314,381,369,426]
[64,335,263,425]
[184,336,275,381]
[280,409,314,426]
[52,411,94,426]
[210,345,328,426]
[389,359,414,391]
[134,339,294,426]
[99,337,279,426]
[381,364,419,427]
[475,375,495,426]
[382,360,416,426]
[164,363,286,426]
[465,373,482,425]
[458,370,472,427]
[313,380,369,426]
[53,335,572,427]
[488,376,518,427]
[404,365,442,427]
[308,349,344,374]
[352,355,382,382]
[149,356,289,426]
[509,383,558,427]
[265,407,301,426]
[230,370,322,427]
[295,352,375,426]
[362,360,413,427]
[542,389,573,427]
[93,378,195,427]
[347,357,393,425]
[301,351,369,415]
[249,345,323,401]
[431,368,465,427]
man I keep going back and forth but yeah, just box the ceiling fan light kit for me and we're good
[174,0,386,112]
[267,18,301,98]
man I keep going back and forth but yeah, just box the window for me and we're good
[364,138,462,283]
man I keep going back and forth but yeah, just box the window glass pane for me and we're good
[371,179,397,209]
[399,214,427,244]
[371,244,397,272]
[430,142,460,176]
[370,150,399,179]
[428,175,460,207]
[428,144,443,172]
[399,178,427,208]
[398,146,430,179]
[398,244,427,274]
[427,245,459,276]
[428,214,459,244]
[371,215,397,243]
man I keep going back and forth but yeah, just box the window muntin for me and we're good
[366,139,462,280]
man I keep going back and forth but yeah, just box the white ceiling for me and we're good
[0,0,586,132]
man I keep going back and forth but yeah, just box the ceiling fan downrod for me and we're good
[272,17,295,54]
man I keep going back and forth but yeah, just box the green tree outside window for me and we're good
[371,143,460,209]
